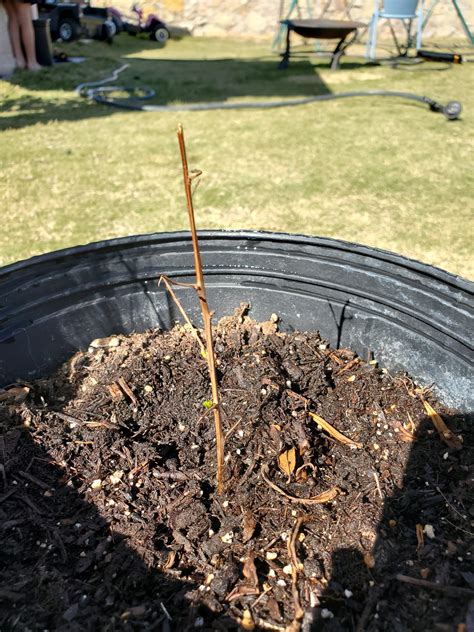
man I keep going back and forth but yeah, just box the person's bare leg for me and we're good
[15,2,41,70]
[4,0,26,69]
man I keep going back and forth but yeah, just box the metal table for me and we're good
[278,18,366,70]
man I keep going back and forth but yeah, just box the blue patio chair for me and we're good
[366,0,424,59]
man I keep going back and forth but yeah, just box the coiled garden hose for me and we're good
[75,64,462,120]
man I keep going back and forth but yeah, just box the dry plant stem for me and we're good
[158,275,206,356]
[288,517,305,621]
[372,470,383,499]
[422,399,463,449]
[177,124,225,495]
[250,585,273,610]
[395,574,474,597]
[117,376,137,406]
[435,485,471,524]
[252,620,286,632]
[355,586,381,632]
[308,412,362,448]
[397,421,417,442]
[260,464,338,505]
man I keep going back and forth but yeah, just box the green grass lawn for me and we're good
[1,35,473,278]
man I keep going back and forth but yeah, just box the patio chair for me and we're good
[366,0,424,59]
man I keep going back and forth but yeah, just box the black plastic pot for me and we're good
[0,231,472,411]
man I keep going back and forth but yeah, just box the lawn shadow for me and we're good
[0,41,333,131]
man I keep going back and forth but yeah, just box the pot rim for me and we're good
[2,230,472,290]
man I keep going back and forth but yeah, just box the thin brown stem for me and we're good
[177,124,225,494]
[260,463,338,505]
[158,275,206,356]
[287,516,305,621]
[395,574,474,597]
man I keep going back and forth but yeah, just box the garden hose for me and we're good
[417,50,463,64]
[75,63,462,120]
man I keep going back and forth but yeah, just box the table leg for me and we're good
[330,29,357,70]
[278,24,291,69]
[330,35,348,70]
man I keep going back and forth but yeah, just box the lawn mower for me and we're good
[37,0,115,43]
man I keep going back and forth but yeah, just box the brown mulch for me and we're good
[0,305,472,631]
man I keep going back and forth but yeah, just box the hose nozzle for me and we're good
[443,100,462,120]
[426,98,462,120]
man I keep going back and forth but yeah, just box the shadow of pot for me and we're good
[0,231,472,411]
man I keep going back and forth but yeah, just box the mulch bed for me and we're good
[0,305,472,631]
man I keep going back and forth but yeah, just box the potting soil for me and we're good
[0,305,472,631]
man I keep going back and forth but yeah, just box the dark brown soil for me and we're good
[0,305,472,631]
